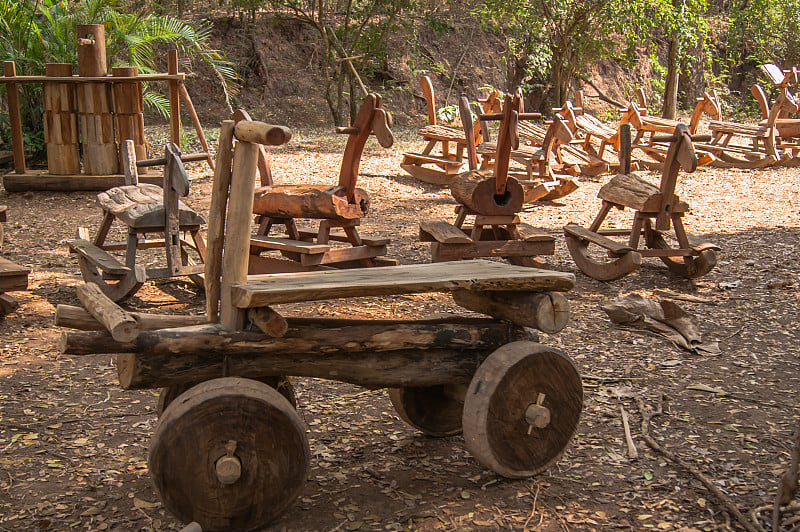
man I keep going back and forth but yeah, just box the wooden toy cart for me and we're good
[564,124,718,280]
[57,117,583,532]
[420,93,556,267]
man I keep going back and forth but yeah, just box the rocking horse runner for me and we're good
[247,93,397,273]
[564,123,719,281]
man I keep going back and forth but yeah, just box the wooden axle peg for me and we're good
[525,392,550,433]
[233,121,292,146]
[215,440,242,485]
[76,283,140,342]
[248,307,288,338]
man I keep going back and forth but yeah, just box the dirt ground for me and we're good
[0,125,798,532]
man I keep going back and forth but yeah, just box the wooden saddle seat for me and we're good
[597,173,689,214]
[97,183,205,229]
[252,184,369,222]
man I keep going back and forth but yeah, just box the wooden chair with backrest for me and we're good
[751,65,800,158]
[246,93,397,273]
[68,140,207,301]
[400,76,494,184]
[564,123,719,281]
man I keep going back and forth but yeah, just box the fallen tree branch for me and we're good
[634,395,764,532]
[578,76,626,109]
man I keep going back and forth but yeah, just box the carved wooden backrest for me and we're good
[420,76,437,125]
[751,84,771,120]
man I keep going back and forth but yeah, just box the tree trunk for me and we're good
[662,33,679,119]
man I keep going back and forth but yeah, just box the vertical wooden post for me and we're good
[77,24,118,175]
[44,63,80,175]
[620,123,631,175]
[220,132,258,330]
[3,61,26,173]
[205,120,235,323]
[168,50,181,149]
[113,66,147,162]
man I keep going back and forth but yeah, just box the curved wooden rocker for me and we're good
[247,94,398,273]
[420,93,556,267]
[401,76,496,185]
[621,89,720,169]
[564,124,719,281]
[67,141,207,301]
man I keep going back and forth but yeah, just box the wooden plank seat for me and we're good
[97,183,205,229]
[708,120,770,137]
[246,94,397,273]
[417,124,466,143]
[232,259,575,307]
[564,124,718,281]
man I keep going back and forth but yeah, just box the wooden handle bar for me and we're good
[651,133,712,143]
[234,121,292,146]
[136,151,210,167]
[479,112,541,121]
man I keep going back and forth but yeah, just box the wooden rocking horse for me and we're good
[419,93,555,267]
[564,123,719,281]
[247,93,397,273]
[68,141,208,301]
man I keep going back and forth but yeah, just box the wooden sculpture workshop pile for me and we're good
[564,123,719,280]
[0,24,212,191]
[56,113,583,532]
[420,92,557,267]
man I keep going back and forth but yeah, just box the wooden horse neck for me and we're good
[656,124,696,230]
[338,94,391,203]
[459,96,479,171]
[493,94,519,195]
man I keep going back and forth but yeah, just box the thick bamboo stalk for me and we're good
[113,66,147,162]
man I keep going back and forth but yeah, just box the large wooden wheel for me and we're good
[462,342,582,478]
[149,378,309,532]
[564,231,642,281]
[389,384,468,437]
[644,229,716,279]
[157,376,297,416]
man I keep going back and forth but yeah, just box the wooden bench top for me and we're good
[708,120,769,137]
[232,259,575,307]
[418,124,467,143]
[97,184,205,229]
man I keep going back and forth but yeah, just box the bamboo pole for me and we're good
[167,50,181,149]
[178,81,214,170]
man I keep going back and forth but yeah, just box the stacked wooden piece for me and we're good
[0,206,29,316]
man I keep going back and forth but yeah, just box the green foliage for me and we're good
[263,0,413,125]
[0,0,239,153]
[727,0,800,67]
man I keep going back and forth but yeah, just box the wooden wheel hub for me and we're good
[214,440,242,485]
[524,393,551,430]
